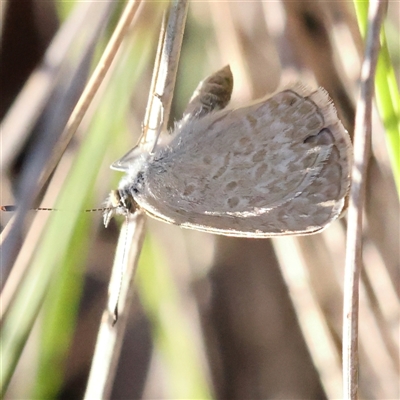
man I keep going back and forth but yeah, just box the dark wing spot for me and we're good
[227,197,239,208]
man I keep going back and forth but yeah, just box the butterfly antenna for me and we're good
[84,207,110,213]
[1,205,59,212]
[1,205,115,213]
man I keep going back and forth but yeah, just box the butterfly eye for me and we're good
[119,191,137,214]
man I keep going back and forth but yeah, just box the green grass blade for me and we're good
[0,22,156,398]
[354,0,400,196]
[137,236,213,399]
[32,33,157,399]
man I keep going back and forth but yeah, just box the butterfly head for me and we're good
[103,189,137,227]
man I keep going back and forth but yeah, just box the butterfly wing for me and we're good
[132,87,352,237]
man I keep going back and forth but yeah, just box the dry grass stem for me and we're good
[84,1,189,397]
[0,2,115,295]
[0,2,100,171]
[37,0,142,193]
[84,214,146,400]
[343,1,388,399]
[141,0,189,149]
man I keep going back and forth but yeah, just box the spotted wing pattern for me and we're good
[129,86,352,237]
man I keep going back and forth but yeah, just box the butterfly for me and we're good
[104,66,352,237]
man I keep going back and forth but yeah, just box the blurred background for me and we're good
[1,1,399,399]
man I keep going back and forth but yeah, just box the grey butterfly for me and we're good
[104,66,352,237]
